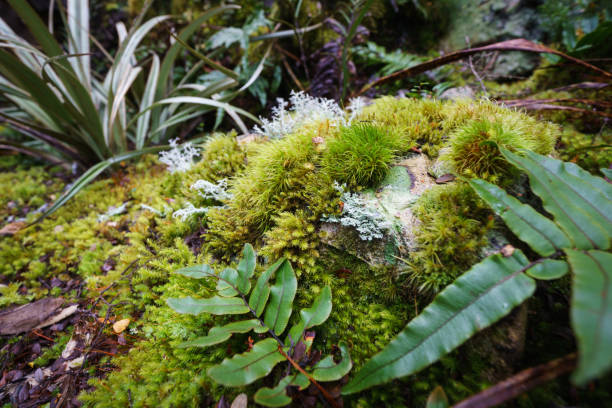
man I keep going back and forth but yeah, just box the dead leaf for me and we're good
[435,174,456,184]
[216,396,230,408]
[500,98,612,118]
[0,221,26,236]
[501,244,515,257]
[0,298,64,335]
[230,393,248,408]
[112,318,130,334]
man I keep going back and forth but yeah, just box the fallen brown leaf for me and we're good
[230,393,248,408]
[435,174,456,184]
[112,318,130,334]
[0,221,26,236]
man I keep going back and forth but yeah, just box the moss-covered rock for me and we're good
[3,95,584,407]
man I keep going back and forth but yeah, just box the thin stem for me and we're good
[238,291,286,348]
[277,345,340,408]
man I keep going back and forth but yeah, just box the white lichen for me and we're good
[191,179,232,201]
[347,97,366,125]
[140,204,172,217]
[171,179,231,222]
[323,182,391,241]
[158,138,199,173]
[172,202,209,222]
[98,202,128,223]
[253,90,351,139]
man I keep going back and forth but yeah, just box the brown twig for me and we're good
[274,44,300,62]
[498,100,612,118]
[281,54,307,92]
[501,98,612,108]
[31,329,55,342]
[452,353,577,408]
[76,347,116,357]
[277,345,340,408]
[549,82,610,92]
[355,38,612,97]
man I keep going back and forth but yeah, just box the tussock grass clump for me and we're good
[323,123,399,187]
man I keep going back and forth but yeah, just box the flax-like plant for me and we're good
[0,0,265,219]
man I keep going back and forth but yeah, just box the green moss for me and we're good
[0,166,64,220]
[407,182,494,294]
[1,97,575,407]
[443,119,547,183]
[439,98,558,152]
[206,129,333,257]
[357,97,445,157]
[558,125,612,175]
[260,210,322,275]
[323,123,400,188]
[0,282,32,307]
[192,132,249,182]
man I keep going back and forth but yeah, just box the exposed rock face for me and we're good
[321,154,436,267]
[438,0,544,79]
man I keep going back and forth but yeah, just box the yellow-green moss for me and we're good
[260,210,322,275]
[194,132,250,182]
[323,123,400,188]
[443,118,550,183]
[1,97,573,407]
[357,97,446,157]
[356,97,558,166]
[205,128,337,258]
[558,125,612,174]
[406,182,494,294]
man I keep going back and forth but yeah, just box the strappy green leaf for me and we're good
[174,264,215,279]
[236,243,256,294]
[249,258,284,317]
[179,319,262,349]
[501,149,612,250]
[286,286,332,346]
[254,373,310,407]
[526,259,569,280]
[207,338,286,386]
[311,342,352,382]
[263,260,297,335]
[567,249,612,385]
[343,251,535,394]
[470,178,571,256]
[166,296,249,315]
[216,268,240,297]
